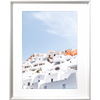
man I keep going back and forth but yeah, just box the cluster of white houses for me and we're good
[22,49,77,89]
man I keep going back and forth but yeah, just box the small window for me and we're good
[31,69,36,71]
[25,66,30,68]
[62,61,64,63]
[50,61,53,64]
[28,82,30,86]
[44,86,47,89]
[32,83,34,85]
[50,69,53,71]
[49,55,50,57]
[34,64,38,67]
[38,80,40,82]
[39,63,42,66]
[40,68,42,71]
[49,73,50,75]
[42,63,45,65]
[62,84,66,89]
[70,61,71,63]
[54,62,60,65]
[75,67,77,70]
[31,61,35,63]
[66,59,70,61]
[51,78,53,82]
[43,58,46,61]
[31,88,33,89]
[55,67,60,70]
[22,71,25,73]
[54,54,56,56]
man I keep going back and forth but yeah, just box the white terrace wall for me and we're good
[40,73,77,89]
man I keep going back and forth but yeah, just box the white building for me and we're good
[47,51,61,58]
[22,52,77,89]
[22,72,77,89]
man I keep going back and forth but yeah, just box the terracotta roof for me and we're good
[66,49,77,56]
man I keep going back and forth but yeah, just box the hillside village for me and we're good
[22,49,77,89]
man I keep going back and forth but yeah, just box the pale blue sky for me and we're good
[22,11,77,61]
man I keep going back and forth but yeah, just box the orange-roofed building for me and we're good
[26,59,29,61]
[66,49,77,56]
[32,54,35,57]
[66,50,73,56]
[37,53,39,57]
[48,50,55,53]
[73,49,77,55]
[26,56,33,61]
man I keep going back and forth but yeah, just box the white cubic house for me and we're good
[22,51,77,89]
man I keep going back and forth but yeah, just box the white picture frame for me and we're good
[6,0,94,100]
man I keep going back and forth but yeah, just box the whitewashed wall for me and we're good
[40,73,77,89]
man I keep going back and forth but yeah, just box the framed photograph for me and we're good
[10,0,91,100]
